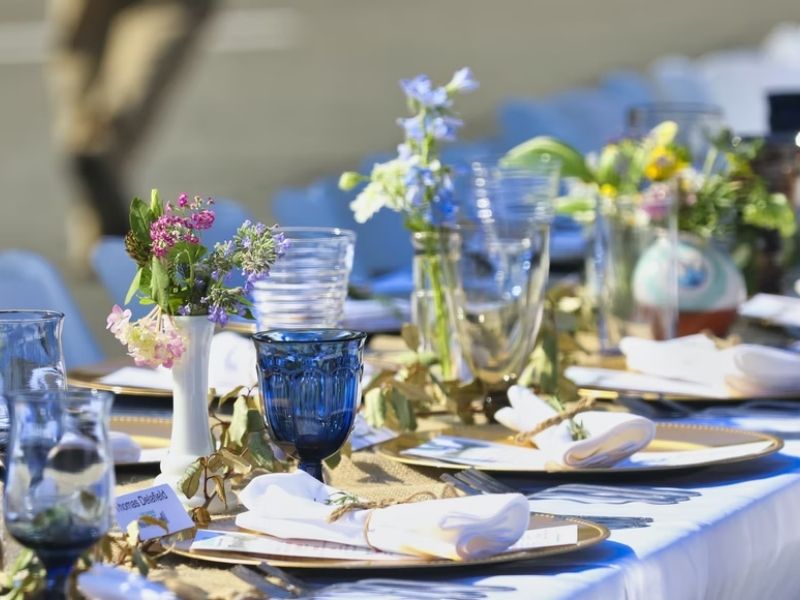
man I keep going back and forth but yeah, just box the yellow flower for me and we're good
[644,146,687,181]
[599,183,618,198]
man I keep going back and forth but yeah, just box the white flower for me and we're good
[349,158,412,223]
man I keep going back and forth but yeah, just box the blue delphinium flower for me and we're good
[398,116,425,141]
[400,75,450,109]
[446,67,479,94]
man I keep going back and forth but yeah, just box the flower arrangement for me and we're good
[338,67,478,231]
[107,190,286,367]
[338,68,478,381]
[503,122,795,242]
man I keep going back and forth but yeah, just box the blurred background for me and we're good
[1,0,799,357]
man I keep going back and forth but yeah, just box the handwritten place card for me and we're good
[349,413,398,451]
[115,484,194,541]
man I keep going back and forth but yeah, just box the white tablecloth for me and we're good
[398,412,800,600]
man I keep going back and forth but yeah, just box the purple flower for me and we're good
[398,116,425,141]
[191,209,215,230]
[208,305,228,326]
[178,305,191,316]
[447,67,479,93]
[429,116,463,141]
[399,74,450,108]
[178,193,189,208]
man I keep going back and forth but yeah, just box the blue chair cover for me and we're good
[0,250,103,368]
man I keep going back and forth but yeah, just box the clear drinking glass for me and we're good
[591,184,679,353]
[4,389,115,599]
[250,228,355,330]
[0,310,66,448]
[456,160,558,415]
[253,329,366,482]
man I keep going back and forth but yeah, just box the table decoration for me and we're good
[106,189,285,506]
[494,385,655,468]
[339,67,479,381]
[3,389,115,599]
[252,329,367,482]
[379,422,781,473]
[504,122,795,342]
[0,310,66,447]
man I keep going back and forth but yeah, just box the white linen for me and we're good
[77,564,176,600]
[110,430,141,464]
[620,335,800,396]
[98,331,257,396]
[739,293,800,328]
[235,470,529,560]
[494,385,655,468]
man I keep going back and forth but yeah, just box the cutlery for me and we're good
[231,561,307,598]
[532,483,700,505]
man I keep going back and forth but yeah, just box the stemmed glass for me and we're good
[3,389,115,599]
[455,160,558,418]
[252,329,366,482]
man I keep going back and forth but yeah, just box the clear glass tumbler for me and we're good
[251,228,355,329]
[4,389,115,599]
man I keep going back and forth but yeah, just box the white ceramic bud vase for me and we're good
[155,315,227,511]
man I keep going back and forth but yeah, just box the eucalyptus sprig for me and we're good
[179,387,285,526]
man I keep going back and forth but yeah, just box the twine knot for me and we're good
[327,487,458,522]
[513,396,595,444]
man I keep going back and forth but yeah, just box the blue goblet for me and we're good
[253,329,366,482]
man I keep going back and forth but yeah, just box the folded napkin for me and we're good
[78,564,177,600]
[495,385,655,468]
[110,431,142,464]
[620,335,800,396]
[235,471,529,560]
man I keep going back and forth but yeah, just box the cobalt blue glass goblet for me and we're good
[253,329,367,482]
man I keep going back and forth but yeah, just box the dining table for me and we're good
[2,402,795,599]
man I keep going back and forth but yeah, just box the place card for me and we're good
[349,414,398,451]
[400,435,550,468]
[115,484,195,541]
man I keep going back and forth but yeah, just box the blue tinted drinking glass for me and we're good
[253,329,367,482]
[4,389,114,599]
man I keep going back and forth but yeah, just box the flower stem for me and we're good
[423,235,454,380]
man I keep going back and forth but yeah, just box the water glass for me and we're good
[0,310,66,447]
[253,329,366,482]
[4,389,115,599]
[457,160,558,413]
[590,185,679,353]
[251,228,355,329]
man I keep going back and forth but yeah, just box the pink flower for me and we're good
[191,209,215,230]
[106,305,132,342]
[178,193,189,208]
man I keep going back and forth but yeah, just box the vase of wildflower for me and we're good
[339,67,478,380]
[107,190,285,509]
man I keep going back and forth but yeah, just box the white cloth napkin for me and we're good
[110,431,141,464]
[620,335,800,396]
[77,564,177,600]
[235,471,529,560]
[495,385,655,469]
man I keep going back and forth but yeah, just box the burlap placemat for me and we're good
[1,443,453,599]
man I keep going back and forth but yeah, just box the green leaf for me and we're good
[228,396,249,446]
[324,450,342,470]
[124,267,143,305]
[389,387,417,431]
[218,447,251,475]
[129,197,151,240]
[363,387,387,428]
[244,430,277,470]
[150,256,171,311]
[503,137,593,182]
[149,189,163,217]
[400,323,420,351]
[178,459,203,499]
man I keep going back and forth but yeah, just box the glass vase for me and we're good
[589,186,678,353]
[410,230,462,381]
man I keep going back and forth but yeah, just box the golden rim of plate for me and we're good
[170,513,608,570]
[376,422,783,474]
[111,415,171,466]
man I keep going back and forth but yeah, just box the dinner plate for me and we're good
[111,415,171,466]
[69,361,171,398]
[170,513,608,570]
[377,423,783,474]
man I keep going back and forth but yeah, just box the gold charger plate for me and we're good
[377,423,783,474]
[170,513,608,570]
[69,359,171,398]
[111,415,171,466]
